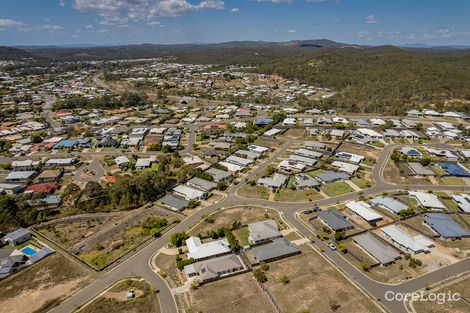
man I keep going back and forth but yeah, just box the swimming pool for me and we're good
[22,247,37,256]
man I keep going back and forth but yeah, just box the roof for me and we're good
[381,225,432,253]
[184,254,243,281]
[423,213,470,239]
[346,201,383,222]
[45,158,76,166]
[4,228,30,242]
[29,247,55,263]
[335,151,364,164]
[205,168,231,182]
[353,232,401,264]
[186,237,231,260]
[317,210,353,231]
[409,191,446,209]
[250,238,300,262]
[315,171,350,183]
[258,173,288,189]
[370,196,408,214]
[331,161,359,175]
[6,171,36,180]
[408,162,435,176]
[440,163,470,177]
[26,183,57,194]
[173,184,205,200]
[187,177,217,191]
[160,194,188,210]
[248,219,281,242]
[451,194,470,213]
[114,156,130,165]
[293,173,320,188]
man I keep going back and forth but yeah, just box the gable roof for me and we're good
[250,238,300,262]
[423,213,470,239]
[248,219,281,242]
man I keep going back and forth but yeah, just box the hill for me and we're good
[256,46,470,114]
[0,46,35,61]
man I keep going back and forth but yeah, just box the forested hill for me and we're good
[0,46,35,60]
[256,46,470,114]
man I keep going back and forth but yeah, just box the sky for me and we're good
[0,0,469,46]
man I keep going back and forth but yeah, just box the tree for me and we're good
[279,275,290,285]
[260,262,270,271]
[264,165,275,177]
[360,262,369,272]
[170,232,189,247]
[420,157,431,166]
[337,243,347,254]
[415,123,424,131]
[253,268,267,283]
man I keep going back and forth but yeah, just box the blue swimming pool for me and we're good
[22,247,37,256]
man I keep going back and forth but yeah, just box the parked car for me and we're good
[328,243,337,251]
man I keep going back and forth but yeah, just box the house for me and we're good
[255,118,273,126]
[381,225,433,254]
[11,160,40,171]
[36,170,63,183]
[173,184,206,200]
[346,201,383,225]
[114,156,130,168]
[370,196,408,214]
[315,171,350,184]
[135,157,155,170]
[219,161,244,173]
[330,129,344,138]
[283,118,296,126]
[294,148,322,159]
[423,213,470,239]
[293,173,320,190]
[451,194,470,213]
[400,130,420,139]
[408,191,446,210]
[0,249,28,277]
[5,171,36,183]
[356,128,383,139]
[53,140,78,150]
[258,173,288,190]
[408,162,436,176]
[263,128,282,138]
[400,147,423,157]
[247,145,269,154]
[225,155,253,167]
[249,238,300,263]
[205,168,231,182]
[183,254,244,283]
[187,177,217,192]
[278,160,306,172]
[235,150,260,160]
[425,127,441,138]
[4,228,31,246]
[248,219,282,244]
[304,141,326,151]
[317,210,353,232]
[97,137,119,148]
[352,232,401,266]
[186,237,231,261]
[45,158,78,168]
[0,183,23,194]
[440,163,470,177]
[331,161,359,175]
[288,154,317,167]
[160,194,189,211]
[26,195,62,208]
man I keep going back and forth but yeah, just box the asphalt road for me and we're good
[47,139,470,313]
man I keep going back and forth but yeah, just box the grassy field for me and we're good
[274,189,323,202]
[351,177,373,189]
[321,181,354,197]
[189,206,285,236]
[234,227,250,246]
[0,253,95,313]
[79,279,160,313]
[411,275,470,313]
[238,184,270,199]
[154,253,184,287]
[263,244,381,313]
[185,273,275,313]
[439,176,466,186]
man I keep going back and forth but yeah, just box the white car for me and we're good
[328,243,337,251]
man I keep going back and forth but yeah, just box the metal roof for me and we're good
[423,213,470,239]
[353,232,401,265]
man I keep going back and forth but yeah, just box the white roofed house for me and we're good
[408,191,446,210]
[356,128,383,139]
[258,173,288,190]
[185,236,231,261]
[135,157,156,170]
[346,201,383,225]
[331,161,359,175]
[173,184,206,200]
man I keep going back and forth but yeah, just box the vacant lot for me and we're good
[79,279,160,313]
[281,128,306,139]
[321,181,354,197]
[238,184,270,199]
[185,273,275,313]
[154,252,184,287]
[0,253,95,313]
[338,143,381,160]
[263,244,381,313]
[189,206,285,236]
[411,275,470,313]
[274,188,323,202]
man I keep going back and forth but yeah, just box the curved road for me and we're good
[48,140,470,313]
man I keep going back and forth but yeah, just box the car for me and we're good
[328,243,337,251]
[302,209,313,214]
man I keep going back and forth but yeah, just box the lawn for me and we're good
[274,189,323,202]
[351,177,372,189]
[0,253,94,313]
[439,176,466,186]
[79,279,160,313]
[185,273,275,313]
[238,184,270,199]
[308,169,324,176]
[234,227,250,246]
[286,176,296,189]
[321,181,354,197]
[263,244,382,313]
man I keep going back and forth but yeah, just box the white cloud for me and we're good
[231,7,239,13]
[40,24,65,33]
[422,28,470,39]
[286,29,296,33]
[73,0,225,26]
[59,0,66,7]
[0,18,25,28]
[254,0,293,3]
[365,15,378,24]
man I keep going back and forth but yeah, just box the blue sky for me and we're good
[0,0,469,46]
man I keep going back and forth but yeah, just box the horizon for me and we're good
[1,0,469,46]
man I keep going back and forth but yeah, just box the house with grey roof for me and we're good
[4,228,31,246]
[370,197,408,215]
[187,177,217,192]
[353,232,401,266]
[184,254,245,283]
[257,173,288,190]
[160,194,188,211]
[315,171,350,184]
[317,210,353,232]
[407,162,435,176]
[423,213,470,239]
[205,168,231,182]
[293,173,320,190]
[5,171,37,183]
[248,219,282,244]
[249,238,300,263]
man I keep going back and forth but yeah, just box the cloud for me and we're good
[422,28,470,39]
[231,7,239,13]
[254,0,293,3]
[59,0,65,6]
[40,24,65,33]
[0,18,25,28]
[365,15,378,24]
[73,0,225,26]
[286,29,296,33]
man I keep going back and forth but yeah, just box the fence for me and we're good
[257,281,283,313]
